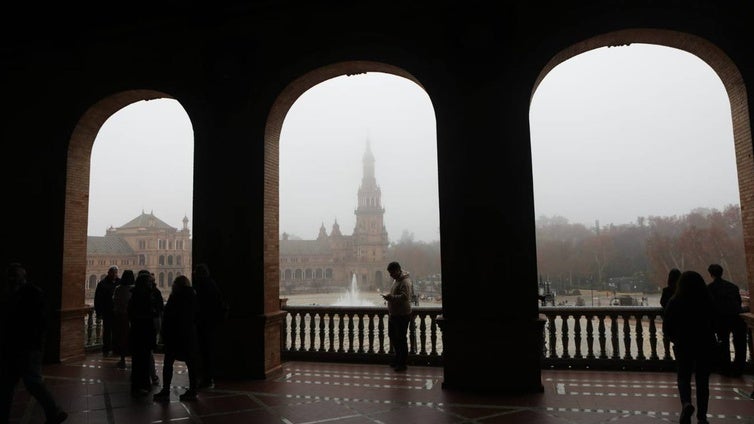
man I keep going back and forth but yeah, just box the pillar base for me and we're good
[58,306,89,363]
[215,310,286,380]
[437,315,545,393]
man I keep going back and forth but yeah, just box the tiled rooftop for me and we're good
[8,355,754,423]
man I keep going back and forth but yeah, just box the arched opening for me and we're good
[532,29,752,295]
[530,29,752,364]
[61,90,194,362]
[266,61,442,373]
[271,63,441,305]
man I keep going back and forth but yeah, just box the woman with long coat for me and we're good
[153,275,199,402]
[663,270,717,424]
[112,270,134,369]
[128,271,157,396]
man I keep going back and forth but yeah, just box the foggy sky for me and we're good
[530,43,738,227]
[89,43,740,240]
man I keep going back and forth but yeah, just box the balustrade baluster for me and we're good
[585,314,595,359]
[598,314,607,359]
[623,315,632,360]
[328,314,335,353]
[648,313,659,360]
[662,330,672,361]
[309,313,317,352]
[408,315,417,354]
[547,314,556,358]
[609,315,620,359]
[561,314,570,359]
[573,313,582,359]
[281,313,289,352]
[430,313,438,356]
[635,313,645,360]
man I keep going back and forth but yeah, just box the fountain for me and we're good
[333,273,375,306]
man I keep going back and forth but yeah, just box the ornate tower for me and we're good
[353,140,389,263]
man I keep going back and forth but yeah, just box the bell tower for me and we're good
[353,140,389,263]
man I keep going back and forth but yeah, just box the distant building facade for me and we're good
[280,142,390,293]
[85,211,192,302]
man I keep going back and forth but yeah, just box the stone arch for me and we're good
[532,28,753,292]
[264,61,433,309]
[61,89,190,362]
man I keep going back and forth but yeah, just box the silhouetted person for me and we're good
[381,261,413,372]
[660,268,681,310]
[94,265,119,356]
[0,263,68,424]
[113,270,135,369]
[706,263,746,377]
[663,270,716,424]
[192,264,226,389]
[148,272,164,386]
[128,270,157,396]
[153,275,199,402]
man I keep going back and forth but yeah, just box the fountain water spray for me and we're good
[333,273,375,306]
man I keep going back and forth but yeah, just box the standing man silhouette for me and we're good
[94,265,120,357]
[706,264,746,376]
[0,263,68,423]
[381,261,413,372]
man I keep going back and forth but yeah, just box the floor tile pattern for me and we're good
[6,355,754,423]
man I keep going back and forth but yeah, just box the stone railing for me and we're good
[281,305,753,370]
[281,305,443,366]
[540,306,753,371]
[85,304,752,371]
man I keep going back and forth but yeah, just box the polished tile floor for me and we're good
[7,355,754,423]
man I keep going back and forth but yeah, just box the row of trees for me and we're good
[536,204,747,292]
[387,230,442,281]
[382,205,747,294]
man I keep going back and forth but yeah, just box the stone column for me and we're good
[435,75,544,393]
[188,82,285,379]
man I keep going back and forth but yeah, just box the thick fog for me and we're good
[88,43,739,240]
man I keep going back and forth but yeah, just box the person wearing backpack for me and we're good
[706,264,746,377]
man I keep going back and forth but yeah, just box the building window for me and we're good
[305,269,313,279]
[176,255,182,265]
[139,240,146,249]
[159,255,165,266]
[168,240,173,250]
[284,269,292,280]
[168,272,174,286]
[295,269,302,280]
[88,275,97,290]
[325,268,333,279]
[316,269,323,279]
[159,240,166,249]
[159,273,165,288]
[139,255,146,266]
[167,255,173,265]
[177,240,183,250]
